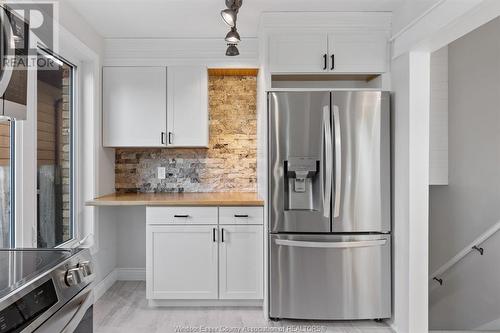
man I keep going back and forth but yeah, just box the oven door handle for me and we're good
[60,287,93,333]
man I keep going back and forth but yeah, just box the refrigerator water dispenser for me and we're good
[284,157,319,211]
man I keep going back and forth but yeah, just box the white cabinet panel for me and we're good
[146,207,218,225]
[103,67,167,147]
[269,33,328,73]
[219,207,263,225]
[167,66,208,147]
[328,31,387,73]
[219,225,263,299]
[146,225,218,299]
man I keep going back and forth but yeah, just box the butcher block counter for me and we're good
[85,192,264,207]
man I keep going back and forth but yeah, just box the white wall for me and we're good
[429,16,500,330]
[116,207,146,269]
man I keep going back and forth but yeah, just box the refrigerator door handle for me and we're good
[333,105,342,218]
[322,106,333,218]
[275,238,387,249]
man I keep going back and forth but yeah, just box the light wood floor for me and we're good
[94,281,394,333]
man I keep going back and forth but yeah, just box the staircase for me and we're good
[429,221,500,331]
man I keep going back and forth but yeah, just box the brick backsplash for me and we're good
[115,75,257,193]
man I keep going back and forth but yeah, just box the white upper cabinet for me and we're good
[269,31,388,74]
[328,31,387,73]
[103,67,167,147]
[103,65,209,148]
[269,33,328,73]
[167,66,209,147]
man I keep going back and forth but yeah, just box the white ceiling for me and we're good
[66,0,405,39]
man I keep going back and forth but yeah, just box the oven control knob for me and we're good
[79,261,93,277]
[65,267,83,287]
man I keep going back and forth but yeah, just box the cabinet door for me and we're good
[146,225,218,299]
[328,31,388,73]
[269,33,328,73]
[167,66,208,147]
[219,225,263,299]
[103,67,167,147]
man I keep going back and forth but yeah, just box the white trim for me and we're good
[391,0,487,58]
[259,12,392,31]
[148,299,263,307]
[14,56,37,247]
[430,220,500,282]
[93,269,118,301]
[116,268,146,281]
[407,52,430,333]
[390,0,448,42]
[103,38,259,67]
[94,268,263,308]
[57,25,101,253]
[93,268,145,301]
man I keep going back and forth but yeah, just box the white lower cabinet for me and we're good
[146,225,218,299]
[219,225,263,299]
[146,206,264,303]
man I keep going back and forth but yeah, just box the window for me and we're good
[36,51,75,248]
[0,119,13,248]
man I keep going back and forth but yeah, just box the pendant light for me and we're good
[225,44,239,56]
[225,27,240,43]
[221,9,237,27]
[221,0,243,56]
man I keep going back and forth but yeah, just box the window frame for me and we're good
[37,47,79,249]
[13,47,80,249]
[9,120,15,247]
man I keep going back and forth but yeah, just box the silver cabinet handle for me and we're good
[275,239,386,249]
[322,106,333,218]
[333,105,342,218]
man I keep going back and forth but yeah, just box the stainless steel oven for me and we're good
[0,248,95,333]
[34,285,93,333]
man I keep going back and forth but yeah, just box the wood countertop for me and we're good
[86,192,264,207]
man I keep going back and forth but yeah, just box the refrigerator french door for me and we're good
[268,91,391,320]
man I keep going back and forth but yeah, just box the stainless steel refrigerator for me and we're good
[268,91,391,320]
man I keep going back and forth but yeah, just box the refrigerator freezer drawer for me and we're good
[269,234,391,320]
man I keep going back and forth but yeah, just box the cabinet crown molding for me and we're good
[259,12,392,32]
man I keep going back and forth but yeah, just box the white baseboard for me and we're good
[148,299,263,307]
[116,267,146,281]
[94,269,118,301]
[94,267,145,301]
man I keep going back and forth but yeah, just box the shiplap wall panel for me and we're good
[429,46,449,185]
[37,81,60,166]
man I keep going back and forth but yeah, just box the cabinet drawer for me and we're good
[147,207,218,225]
[219,207,263,225]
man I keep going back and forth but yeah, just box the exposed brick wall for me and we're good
[115,75,257,193]
[61,67,71,241]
